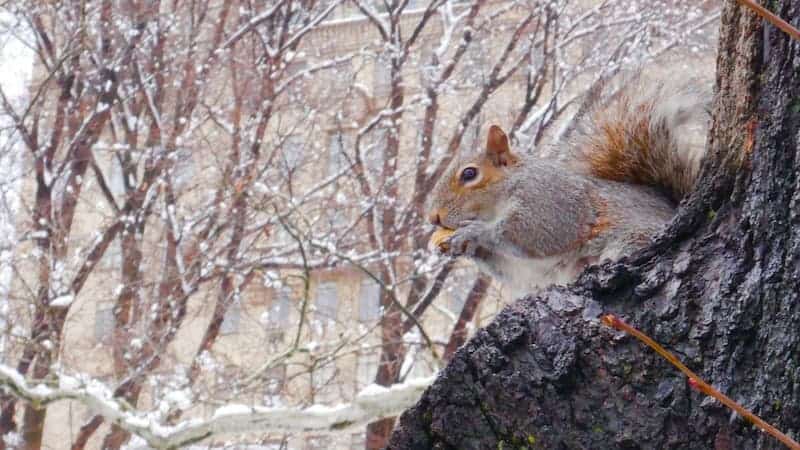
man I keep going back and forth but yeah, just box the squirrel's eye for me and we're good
[461,167,478,183]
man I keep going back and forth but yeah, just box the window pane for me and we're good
[285,61,309,99]
[263,289,291,343]
[315,282,338,320]
[358,279,380,322]
[282,135,304,171]
[171,148,195,189]
[220,301,241,335]
[328,132,352,175]
[95,304,114,342]
[101,238,122,271]
[450,286,468,314]
[108,156,125,197]
[364,128,385,177]
[374,54,391,95]
[265,288,291,328]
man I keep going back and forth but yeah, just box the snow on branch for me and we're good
[353,1,390,40]
[222,2,287,50]
[0,364,434,449]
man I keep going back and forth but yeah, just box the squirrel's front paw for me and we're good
[444,221,489,258]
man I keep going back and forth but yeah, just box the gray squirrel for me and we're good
[427,78,708,296]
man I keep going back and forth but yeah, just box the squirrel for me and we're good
[427,78,709,296]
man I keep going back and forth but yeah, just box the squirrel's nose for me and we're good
[428,211,442,227]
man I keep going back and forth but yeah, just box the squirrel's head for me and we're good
[427,125,519,230]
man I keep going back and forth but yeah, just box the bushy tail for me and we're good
[576,76,710,202]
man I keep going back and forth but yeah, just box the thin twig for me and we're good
[601,314,800,450]
[737,0,800,42]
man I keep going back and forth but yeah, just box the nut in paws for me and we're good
[429,227,455,253]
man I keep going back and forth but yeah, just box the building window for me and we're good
[358,279,381,322]
[356,351,380,390]
[95,303,115,342]
[373,55,392,96]
[328,131,352,176]
[170,148,195,190]
[272,223,291,246]
[364,128,386,177]
[329,207,348,229]
[263,288,291,343]
[108,155,126,197]
[450,285,468,315]
[101,237,122,271]
[284,60,309,99]
[269,289,292,325]
[282,135,304,173]
[315,281,338,321]
[220,301,242,335]
[329,59,354,86]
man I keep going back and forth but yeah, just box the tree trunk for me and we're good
[388,1,800,449]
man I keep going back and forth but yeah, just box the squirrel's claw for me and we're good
[444,221,487,258]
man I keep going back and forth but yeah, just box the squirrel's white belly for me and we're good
[477,252,583,299]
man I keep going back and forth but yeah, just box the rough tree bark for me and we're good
[388,1,800,449]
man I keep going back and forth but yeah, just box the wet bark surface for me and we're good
[388,1,800,449]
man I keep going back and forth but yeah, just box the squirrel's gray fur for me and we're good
[427,76,709,296]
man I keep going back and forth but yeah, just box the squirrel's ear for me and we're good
[485,125,518,167]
